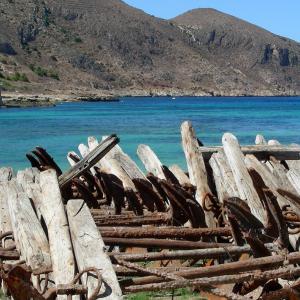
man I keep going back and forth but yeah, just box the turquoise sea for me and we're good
[0,96,300,172]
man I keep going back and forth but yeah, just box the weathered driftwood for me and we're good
[16,167,39,186]
[197,144,300,161]
[101,136,147,181]
[67,200,122,299]
[267,156,297,194]
[255,134,267,145]
[287,169,300,195]
[88,137,138,193]
[245,154,299,210]
[209,150,239,203]
[0,168,15,251]
[169,165,191,186]
[180,121,215,227]
[222,133,265,222]
[6,179,51,270]
[40,169,77,299]
[137,144,166,179]
[59,134,119,189]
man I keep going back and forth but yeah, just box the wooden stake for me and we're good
[67,200,122,299]
[181,121,215,227]
[222,133,265,222]
[40,169,77,300]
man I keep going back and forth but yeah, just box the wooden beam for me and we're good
[222,133,266,222]
[59,134,119,189]
[6,179,51,270]
[67,200,122,299]
[209,150,239,203]
[137,144,166,179]
[198,145,300,162]
[181,121,214,227]
[169,165,191,186]
[40,169,77,300]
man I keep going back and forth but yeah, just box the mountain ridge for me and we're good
[0,1,299,98]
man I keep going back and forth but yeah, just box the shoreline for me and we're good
[1,90,300,108]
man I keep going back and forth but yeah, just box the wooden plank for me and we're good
[40,169,77,300]
[59,134,119,189]
[137,144,166,179]
[67,200,122,299]
[181,121,214,227]
[17,168,43,221]
[197,145,300,162]
[222,133,266,222]
[169,165,191,186]
[209,150,239,203]
[6,179,51,270]
[0,168,14,249]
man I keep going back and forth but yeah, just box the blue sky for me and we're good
[123,0,300,42]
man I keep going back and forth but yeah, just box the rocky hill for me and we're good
[0,0,299,97]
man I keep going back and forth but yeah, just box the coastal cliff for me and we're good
[0,0,300,98]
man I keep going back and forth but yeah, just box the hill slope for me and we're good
[0,1,299,97]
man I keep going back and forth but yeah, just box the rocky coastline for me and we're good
[0,88,299,109]
[0,93,120,108]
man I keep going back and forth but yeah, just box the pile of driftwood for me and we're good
[1,121,300,299]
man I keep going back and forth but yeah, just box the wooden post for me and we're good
[0,168,14,248]
[40,169,77,300]
[17,168,43,221]
[67,200,122,299]
[6,179,51,270]
[101,136,147,181]
[209,151,239,203]
[169,165,191,186]
[137,144,166,179]
[222,133,266,222]
[181,121,215,227]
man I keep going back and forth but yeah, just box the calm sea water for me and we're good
[1,96,300,172]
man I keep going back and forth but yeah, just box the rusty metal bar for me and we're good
[100,226,232,239]
[95,213,171,227]
[111,243,278,262]
[0,248,20,260]
[121,251,300,287]
[123,266,300,294]
[103,237,229,249]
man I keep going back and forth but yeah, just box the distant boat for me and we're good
[172,97,176,100]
